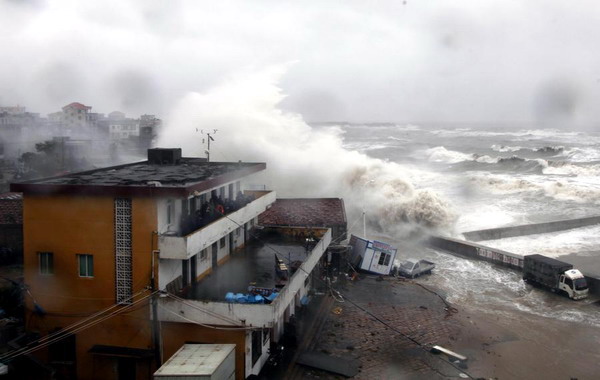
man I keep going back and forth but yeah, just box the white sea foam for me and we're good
[480,225,600,258]
[157,68,456,236]
[387,136,409,142]
[562,147,600,162]
[429,249,600,327]
[467,173,600,204]
[424,146,472,163]
[491,144,522,152]
[543,162,600,176]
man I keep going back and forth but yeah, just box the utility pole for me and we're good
[150,248,162,368]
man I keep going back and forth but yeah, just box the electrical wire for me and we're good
[0,292,155,363]
[164,292,244,326]
[157,303,256,331]
[0,290,154,363]
[213,207,475,379]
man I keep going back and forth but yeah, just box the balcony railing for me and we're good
[157,228,332,327]
[179,193,258,236]
[158,190,276,260]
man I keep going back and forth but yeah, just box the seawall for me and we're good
[462,216,600,241]
[428,235,600,295]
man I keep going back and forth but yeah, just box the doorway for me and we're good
[212,242,218,269]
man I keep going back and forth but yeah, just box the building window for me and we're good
[384,253,391,266]
[252,330,262,366]
[219,186,225,198]
[200,248,208,261]
[38,252,54,275]
[167,200,173,225]
[378,252,391,266]
[78,254,94,277]
[219,237,226,249]
[235,227,241,237]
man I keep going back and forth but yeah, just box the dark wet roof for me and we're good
[259,198,347,227]
[11,159,266,198]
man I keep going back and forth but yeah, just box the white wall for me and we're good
[157,198,182,235]
[245,330,271,378]
[195,248,211,279]
[158,259,182,290]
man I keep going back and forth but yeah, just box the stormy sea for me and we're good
[335,123,600,327]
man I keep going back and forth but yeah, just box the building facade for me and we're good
[11,148,291,379]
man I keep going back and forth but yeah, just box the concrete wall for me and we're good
[429,235,600,295]
[429,235,524,270]
[462,216,600,241]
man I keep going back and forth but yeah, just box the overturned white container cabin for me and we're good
[154,344,236,380]
[349,234,397,275]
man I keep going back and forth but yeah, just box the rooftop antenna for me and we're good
[196,128,217,162]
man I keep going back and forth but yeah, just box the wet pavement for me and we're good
[184,235,309,301]
[280,275,470,380]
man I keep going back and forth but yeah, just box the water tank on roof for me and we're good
[147,148,182,165]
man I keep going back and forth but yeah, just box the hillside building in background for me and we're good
[61,102,92,131]
[11,148,336,379]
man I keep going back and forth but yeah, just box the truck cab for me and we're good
[558,269,589,300]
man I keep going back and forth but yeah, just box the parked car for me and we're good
[397,259,435,278]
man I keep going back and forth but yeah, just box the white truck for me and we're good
[522,254,589,300]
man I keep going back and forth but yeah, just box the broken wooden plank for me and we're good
[430,345,468,362]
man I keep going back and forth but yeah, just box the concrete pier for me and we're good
[462,215,600,241]
[429,235,523,270]
[428,235,600,295]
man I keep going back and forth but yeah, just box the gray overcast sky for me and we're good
[1,0,600,125]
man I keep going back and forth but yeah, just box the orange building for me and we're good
[11,148,281,379]
[11,148,337,379]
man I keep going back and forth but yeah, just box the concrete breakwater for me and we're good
[462,215,600,241]
[428,235,600,295]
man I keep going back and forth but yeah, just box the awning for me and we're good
[88,345,154,359]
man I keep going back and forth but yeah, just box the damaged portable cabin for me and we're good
[349,234,397,275]
[11,148,335,380]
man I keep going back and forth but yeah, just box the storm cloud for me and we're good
[1,0,600,126]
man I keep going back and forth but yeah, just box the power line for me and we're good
[0,290,154,363]
[213,207,475,379]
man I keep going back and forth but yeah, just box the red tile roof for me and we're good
[0,193,22,224]
[259,198,346,227]
[62,102,91,111]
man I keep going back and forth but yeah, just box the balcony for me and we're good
[157,229,331,327]
[158,190,276,260]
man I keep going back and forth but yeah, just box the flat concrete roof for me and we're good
[184,235,309,302]
[11,159,266,197]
